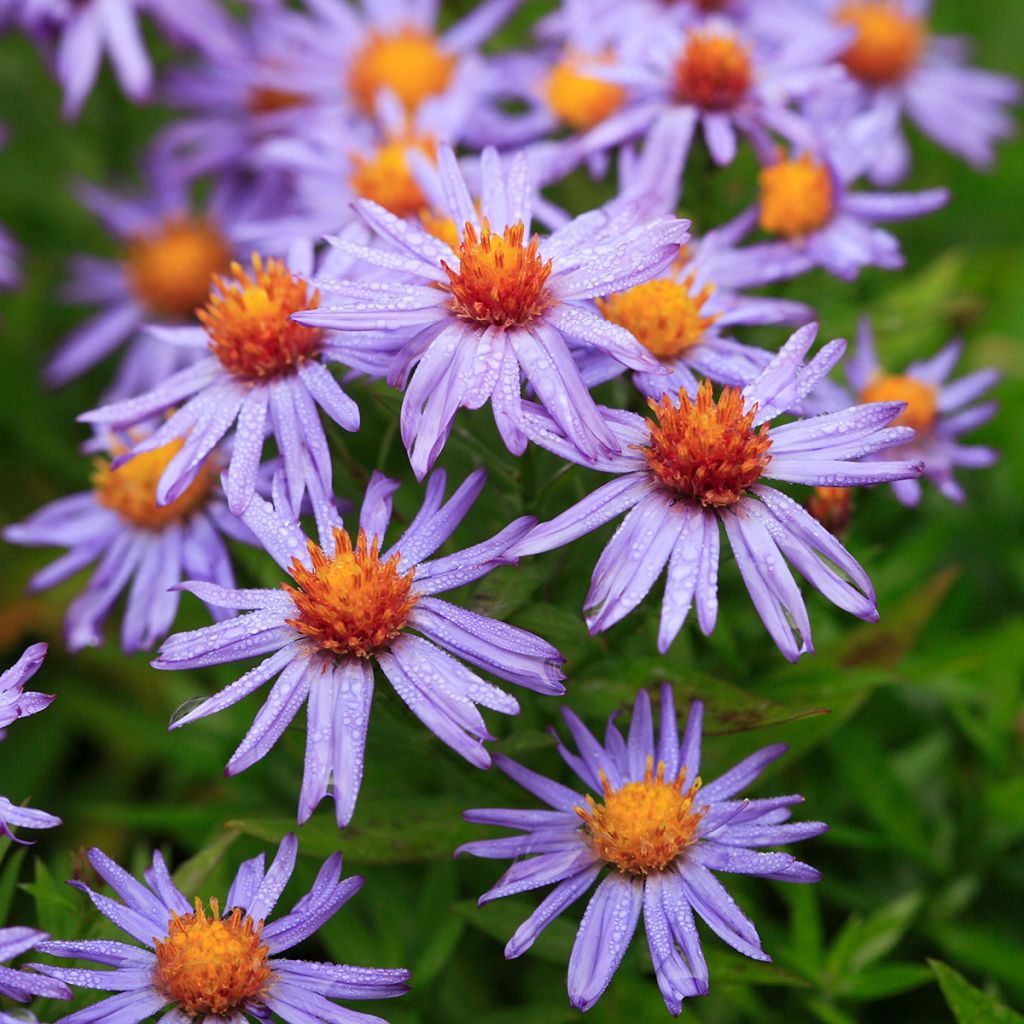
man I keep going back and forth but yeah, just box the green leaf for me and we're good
[0,847,26,926]
[825,891,923,977]
[22,858,79,938]
[171,829,240,898]
[835,962,932,1000]
[930,960,1024,1024]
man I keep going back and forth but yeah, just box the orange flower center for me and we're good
[758,153,834,239]
[126,217,232,321]
[860,373,937,434]
[576,756,705,875]
[420,209,461,250]
[837,2,925,86]
[644,381,772,507]
[441,220,555,329]
[285,527,417,659]
[153,898,272,1017]
[544,51,626,130]
[674,29,752,111]
[198,255,323,380]
[349,28,455,114]
[598,275,717,361]
[93,439,215,529]
[350,136,435,219]
[807,486,852,535]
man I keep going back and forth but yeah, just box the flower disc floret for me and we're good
[350,137,434,219]
[860,373,937,434]
[644,382,772,507]
[199,255,323,380]
[837,1,925,86]
[349,28,455,114]
[674,30,752,111]
[577,756,705,875]
[758,153,835,239]
[153,897,271,1017]
[442,221,554,328]
[126,217,231,320]
[285,527,417,659]
[544,52,625,130]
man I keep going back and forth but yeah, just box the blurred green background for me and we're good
[0,1,1022,1022]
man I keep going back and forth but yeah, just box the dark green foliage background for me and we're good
[0,2,1021,1021]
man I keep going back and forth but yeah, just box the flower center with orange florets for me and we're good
[544,51,626,130]
[837,1,925,86]
[126,217,231,321]
[577,756,705,875]
[644,381,773,507]
[93,439,215,529]
[598,275,718,361]
[199,255,323,381]
[350,135,436,219]
[674,29,752,110]
[758,153,835,239]
[349,27,455,114]
[860,373,937,435]
[442,221,555,329]
[153,898,272,1017]
[285,527,418,659]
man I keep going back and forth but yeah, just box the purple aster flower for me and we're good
[30,835,408,1024]
[154,470,565,827]
[510,324,925,662]
[4,436,245,653]
[0,927,72,1016]
[295,144,687,477]
[0,645,62,841]
[843,317,999,505]
[458,685,826,1014]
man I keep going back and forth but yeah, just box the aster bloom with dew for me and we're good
[0,927,72,1015]
[4,437,244,653]
[296,145,687,477]
[841,318,999,506]
[459,686,827,1014]
[77,248,365,519]
[511,324,925,662]
[155,470,565,827]
[30,835,409,1024]
[0,643,54,738]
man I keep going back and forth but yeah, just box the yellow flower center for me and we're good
[350,136,435,219]
[860,373,937,434]
[644,381,773,507]
[837,2,925,86]
[598,275,717,361]
[758,153,835,239]
[93,439,215,530]
[441,220,555,328]
[285,527,418,659]
[126,217,232,321]
[544,51,626,130]
[153,898,272,1018]
[420,209,461,250]
[349,28,455,114]
[198,255,323,380]
[576,756,705,875]
[807,486,852,535]
[674,29,752,111]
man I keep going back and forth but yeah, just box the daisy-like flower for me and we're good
[30,835,409,1024]
[459,685,826,1014]
[155,470,565,827]
[78,247,366,519]
[296,145,687,477]
[0,644,62,841]
[511,324,924,662]
[4,437,244,653]
[842,317,999,505]
[0,927,72,1015]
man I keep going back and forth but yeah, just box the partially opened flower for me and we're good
[459,685,826,1014]
[155,470,565,826]
[31,835,408,1024]
[511,324,924,661]
[0,926,71,1015]
[296,144,687,476]
[843,318,999,505]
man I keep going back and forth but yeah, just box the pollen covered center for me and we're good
[153,898,271,1017]
[544,51,626,130]
[577,757,705,875]
[285,527,417,659]
[837,2,925,86]
[644,381,772,507]
[860,373,937,434]
[199,254,323,380]
[94,439,215,529]
[758,153,835,238]
[442,220,554,328]
[350,136,435,219]
[674,29,752,111]
[349,28,455,114]
[598,276,717,360]
[126,217,231,320]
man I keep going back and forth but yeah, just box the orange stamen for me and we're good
[674,29,752,110]
[837,2,925,86]
[349,27,455,114]
[758,152,834,239]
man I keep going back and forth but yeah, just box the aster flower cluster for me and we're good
[0,0,1015,1020]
